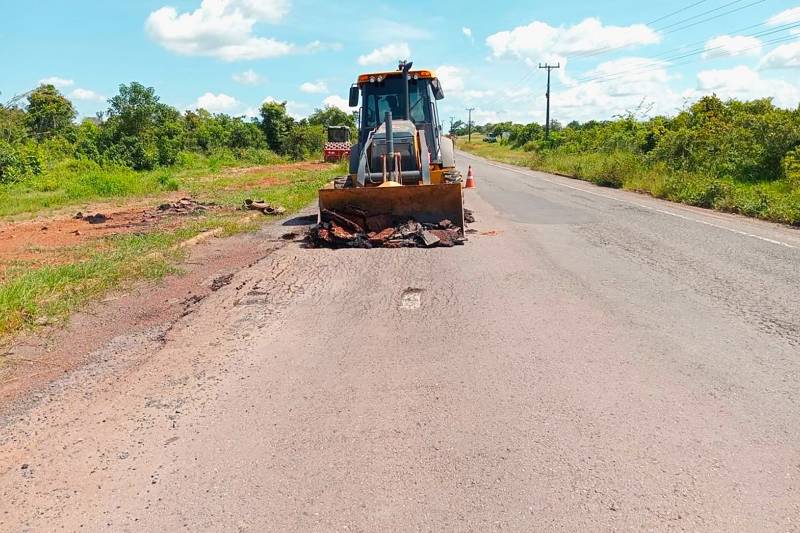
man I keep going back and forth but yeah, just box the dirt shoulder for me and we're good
[0,160,340,404]
[0,210,314,413]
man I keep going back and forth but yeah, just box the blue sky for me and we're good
[2,0,799,124]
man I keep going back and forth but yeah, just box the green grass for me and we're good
[458,138,800,226]
[0,149,288,219]
[211,168,338,210]
[0,160,344,341]
[0,230,185,337]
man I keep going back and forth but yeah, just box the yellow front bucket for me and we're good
[318,183,465,229]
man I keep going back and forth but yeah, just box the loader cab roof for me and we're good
[357,69,437,85]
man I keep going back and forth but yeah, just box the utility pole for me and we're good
[539,63,560,140]
[449,116,455,135]
[466,108,475,142]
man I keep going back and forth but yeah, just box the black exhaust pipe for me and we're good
[399,60,413,121]
[385,110,394,175]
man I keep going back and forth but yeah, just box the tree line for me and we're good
[470,96,800,224]
[0,82,355,183]
[481,96,800,189]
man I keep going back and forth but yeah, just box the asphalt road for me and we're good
[2,151,800,531]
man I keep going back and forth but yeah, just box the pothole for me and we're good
[400,288,424,310]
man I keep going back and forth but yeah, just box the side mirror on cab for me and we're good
[349,85,359,107]
[431,79,445,100]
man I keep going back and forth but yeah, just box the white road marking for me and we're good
[463,154,799,251]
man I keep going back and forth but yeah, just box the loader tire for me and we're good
[334,175,354,189]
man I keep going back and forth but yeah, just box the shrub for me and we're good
[285,124,324,161]
[661,174,727,208]
[593,151,638,188]
[0,141,43,183]
[783,146,800,190]
[0,141,23,183]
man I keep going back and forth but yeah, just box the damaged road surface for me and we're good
[3,153,800,531]
[307,207,473,248]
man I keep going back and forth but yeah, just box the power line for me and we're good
[647,0,709,25]
[662,0,767,34]
[574,0,764,60]
[647,19,798,60]
[582,33,799,85]
[467,0,773,122]
[654,0,750,31]
[577,25,800,84]
[474,0,722,112]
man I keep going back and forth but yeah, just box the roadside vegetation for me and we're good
[0,82,351,340]
[459,96,800,226]
[0,163,341,339]
[1,81,354,218]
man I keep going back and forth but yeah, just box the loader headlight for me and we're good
[376,75,384,82]
[369,76,376,83]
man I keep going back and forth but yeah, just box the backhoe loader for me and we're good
[318,61,464,229]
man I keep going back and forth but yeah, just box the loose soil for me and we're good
[0,200,222,278]
[0,215,308,410]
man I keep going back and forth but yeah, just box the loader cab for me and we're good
[349,69,445,175]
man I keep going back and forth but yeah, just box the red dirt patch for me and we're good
[218,162,333,189]
[224,162,331,176]
[0,200,221,277]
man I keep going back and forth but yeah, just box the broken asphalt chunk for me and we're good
[321,209,365,234]
[244,199,286,216]
[420,230,441,247]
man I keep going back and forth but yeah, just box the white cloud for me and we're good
[436,65,465,93]
[260,96,308,118]
[234,0,290,22]
[70,88,105,102]
[146,0,295,61]
[300,80,329,94]
[463,89,495,100]
[232,69,264,85]
[302,40,343,53]
[767,7,800,25]
[323,94,351,112]
[456,56,679,124]
[760,42,800,70]
[584,57,669,87]
[472,109,500,123]
[692,65,800,108]
[192,92,240,112]
[702,35,762,59]
[486,18,660,61]
[39,76,74,88]
[542,58,679,122]
[357,43,411,66]
[462,27,473,41]
[286,101,309,118]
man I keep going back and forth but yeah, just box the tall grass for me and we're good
[459,139,800,226]
[0,148,287,218]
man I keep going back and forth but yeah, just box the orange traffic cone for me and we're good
[464,166,476,189]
